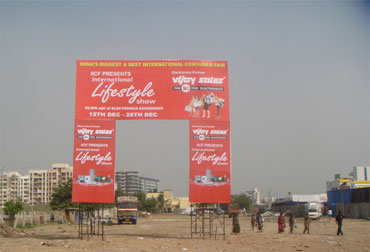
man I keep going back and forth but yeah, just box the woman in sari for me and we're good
[278,212,285,233]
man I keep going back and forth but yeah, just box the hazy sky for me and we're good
[1,0,369,197]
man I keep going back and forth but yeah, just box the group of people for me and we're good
[276,212,311,234]
[248,211,345,236]
[250,212,264,232]
[187,93,225,119]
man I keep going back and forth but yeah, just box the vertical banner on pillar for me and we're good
[189,120,231,203]
[72,119,116,203]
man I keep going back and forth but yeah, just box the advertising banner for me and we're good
[189,120,231,203]
[75,60,229,121]
[72,119,116,203]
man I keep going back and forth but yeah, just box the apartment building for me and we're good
[29,163,73,204]
[0,172,22,207]
[116,171,160,195]
[116,171,140,195]
[0,163,73,208]
[19,175,30,204]
[140,176,160,193]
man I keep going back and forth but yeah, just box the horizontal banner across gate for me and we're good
[75,60,229,121]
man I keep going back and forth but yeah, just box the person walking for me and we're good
[256,211,263,232]
[288,213,295,234]
[232,213,240,234]
[251,213,256,231]
[303,213,311,234]
[328,209,333,217]
[335,211,344,236]
[278,212,285,233]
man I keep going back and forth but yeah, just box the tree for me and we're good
[157,193,164,212]
[231,193,253,211]
[115,189,125,202]
[134,191,147,211]
[143,197,158,213]
[4,198,24,220]
[49,179,77,221]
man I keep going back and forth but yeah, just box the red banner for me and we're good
[189,120,231,203]
[72,119,116,203]
[75,60,229,121]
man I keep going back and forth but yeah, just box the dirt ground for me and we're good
[1,214,369,252]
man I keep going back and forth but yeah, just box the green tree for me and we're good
[144,197,158,213]
[49,179,77,221]
[134,191,146,211]
[231,193,253,211]
[157,193,164,212]
[115,189,125,203]
[4,198,24,220]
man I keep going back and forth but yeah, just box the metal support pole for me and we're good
[102,204,105,241]
[97,204,100,236]
[190,204,193,238]
[78,203,80,238]
[202,207,205,239]
[223,210,226,240]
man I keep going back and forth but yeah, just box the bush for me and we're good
[4,199,24,220]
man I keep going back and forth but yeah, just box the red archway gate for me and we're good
[72,60,231,204]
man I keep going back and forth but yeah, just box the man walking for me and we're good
[335,211,344,235]
[288,213,295,234]
[251,213,256,231]
[303,213,311,234]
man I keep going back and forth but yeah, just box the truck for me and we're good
[116,196,138,224]
[307,202,322,220]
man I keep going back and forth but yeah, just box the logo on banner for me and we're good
[172,75,226,93]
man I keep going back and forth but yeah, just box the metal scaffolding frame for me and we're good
[77,203,106,241]
[190,203,226,240]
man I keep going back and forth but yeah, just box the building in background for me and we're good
[116,171,140,195]
[19,175,30,205]
[327,166,370,191]
[262,191,276,209]
[29,163,73,205]
[246,187,261,205]
[116,171,160,195]
[326,166,370,219]
[140,176,160,193]
[0,172,22,208]
[145,189,190,213]
[0,163,73,208]
[271,193,327,217]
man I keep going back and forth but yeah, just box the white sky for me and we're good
[1,0,369,197]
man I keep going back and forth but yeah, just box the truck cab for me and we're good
[116,196,138,224]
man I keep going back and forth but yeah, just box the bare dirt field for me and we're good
[1,215,369,252]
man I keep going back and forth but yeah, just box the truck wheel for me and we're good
[118,220,122,225]
[132,220,137,225]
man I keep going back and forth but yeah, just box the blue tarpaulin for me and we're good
[327,189,352,204]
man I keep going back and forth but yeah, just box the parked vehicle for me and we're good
[116,196,138,224]
[307,202,322,220]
